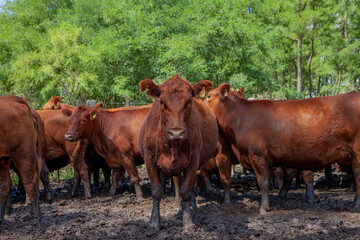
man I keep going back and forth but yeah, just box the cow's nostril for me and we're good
[168,128,186,140]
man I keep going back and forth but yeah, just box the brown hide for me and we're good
[138,74,218,229]
[63,105,151,197]
[0,95,40,222]
[206,85,360,212]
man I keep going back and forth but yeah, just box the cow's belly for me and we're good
[46,148,66,160]
[269,144,352,171]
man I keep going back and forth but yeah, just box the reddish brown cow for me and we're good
[0,96,40,223]
[62,104,151,198]
[41,98,111,190]
[206,84,360,213]
[41,96,74,110]
[138,75,218,230]
[36,110,93,198]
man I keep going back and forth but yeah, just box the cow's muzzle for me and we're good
[167,128,186,141]
[64,133,77,142]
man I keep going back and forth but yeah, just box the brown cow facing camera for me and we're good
[138,74,218,230]
[0,96,41,223]
[206,84,360,214]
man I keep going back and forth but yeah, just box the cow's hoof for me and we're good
[278,190,287,199]
[259,207,269,215]
[45,193,53,204]
[109,187,117,196]
[353,195,360,211]
[183,215,195,232]
[5,206,12,215]
[150,219,160,231]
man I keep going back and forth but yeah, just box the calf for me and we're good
[138,74,218,230]
[62,104,151,198]
[206,84,360,213]
[0,96,40,223]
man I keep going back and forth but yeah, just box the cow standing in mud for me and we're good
[0,96,41,223]
[62,104,151,198]
[205,84,360,213]
[138,74,218,230]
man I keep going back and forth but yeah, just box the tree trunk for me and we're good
[307,36,314,98]
[297,35,303,96]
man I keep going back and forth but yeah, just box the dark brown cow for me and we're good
[206,84,360,213]
[138,75,218,230]
[36,110,93,198]
[62,104,151,198]
[0,96,40,223]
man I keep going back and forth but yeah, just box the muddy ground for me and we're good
[0,166,359,240]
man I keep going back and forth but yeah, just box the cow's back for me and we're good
[0,96,37,155]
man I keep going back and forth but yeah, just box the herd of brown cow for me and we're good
[1,74,359,231]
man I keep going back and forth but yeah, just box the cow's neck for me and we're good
[218,97,247,146]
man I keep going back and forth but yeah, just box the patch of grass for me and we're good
[49,165,75,181]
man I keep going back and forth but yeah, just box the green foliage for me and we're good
[0,0,359,106]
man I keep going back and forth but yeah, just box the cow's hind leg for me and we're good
[40,167,52,203]
[279,168,296,199]
[70,169,81,197]
[173,176,182,207]
[14,156,41,220]
[102,165,111,189]
[109,168,124,196]
[0,157,11,223]
[302,170,315,203]
[249,153,269,214]
[121,154,143,198]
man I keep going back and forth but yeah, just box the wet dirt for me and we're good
[1,167,359,240]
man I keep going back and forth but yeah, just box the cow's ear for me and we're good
[53,96,62,107]
[218,83,231,98]
[192,80,214,98]
[89,107,100,120]
[95,102,103,109]
[237,87,245,96]
[62,108,72,117]
[139,79,160,98]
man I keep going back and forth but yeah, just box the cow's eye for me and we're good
[81,119,87,124]
[207,95,211,99]
[189,99,192,104]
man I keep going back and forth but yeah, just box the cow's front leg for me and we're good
[180,153,199,230]
[145,161,162,230]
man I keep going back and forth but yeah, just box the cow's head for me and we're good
[205,83,242,116]
[42,96,62,110]
[62,103,103,142]
[139,74,213,141]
